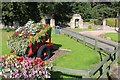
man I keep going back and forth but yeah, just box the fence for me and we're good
[52,28,120,79]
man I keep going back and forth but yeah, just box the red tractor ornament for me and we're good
[7,21,53,60]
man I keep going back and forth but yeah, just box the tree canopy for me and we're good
[2,2,120,26]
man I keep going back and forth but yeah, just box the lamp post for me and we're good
[116,15,120,32]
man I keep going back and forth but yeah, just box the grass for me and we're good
[101,32,120,65]
[0,29,14,56]
[52,31,100,70]
[1,29,100,70]
[101,32,120,42]
[73,27,96,31]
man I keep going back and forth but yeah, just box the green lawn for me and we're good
[0,29,14,56]
[52,32,100,70]
[101,32,120,42]
[73,27,96,31]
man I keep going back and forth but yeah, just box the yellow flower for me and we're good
[16,56,20,58]
[21,31,24,34]
[5,56,9,60]
[19,34,23,36]
[9,55,15,58]
[45,61,48,65]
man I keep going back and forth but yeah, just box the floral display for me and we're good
[7,20,52,56]
[0,55,52,79]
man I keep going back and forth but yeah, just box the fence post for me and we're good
[95,39,98,52]
[83,35,86,46]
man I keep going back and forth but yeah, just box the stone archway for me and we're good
[70,14,83,29]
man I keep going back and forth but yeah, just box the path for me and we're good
[79,30,116,37]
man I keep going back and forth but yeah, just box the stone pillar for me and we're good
[103,19,106,26]
[50,19,55,28]
[103,19,106,29]
[41,18,46,24]
[79,19,83,28]
[70,19,75,29]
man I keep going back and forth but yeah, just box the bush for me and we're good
[94,19,103,25]
[88,26,92,29]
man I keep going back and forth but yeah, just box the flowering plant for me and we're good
[0,55,52,79]
[7,20,52,56]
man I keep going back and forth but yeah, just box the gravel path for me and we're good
[79,30,116,36]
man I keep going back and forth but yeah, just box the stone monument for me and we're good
[70,14,83,28]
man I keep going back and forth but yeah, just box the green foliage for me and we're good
[106,18,118,27]
[2,2,120,26]
[88,26,92,29]
[94,19,103,25]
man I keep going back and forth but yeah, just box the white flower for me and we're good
[0,71,2,75]
[45,74,51,78]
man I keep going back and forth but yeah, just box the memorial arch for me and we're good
[70,14,83,28]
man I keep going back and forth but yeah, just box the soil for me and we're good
[46,48,71,63]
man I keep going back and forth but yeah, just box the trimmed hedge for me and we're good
[106,18,118,27]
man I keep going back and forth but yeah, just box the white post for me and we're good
[70,19,75,29]
[50,19,55,28]
[103,19,106,29]
[79,19,83,28]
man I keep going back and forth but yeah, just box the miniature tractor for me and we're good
[7,21,53,60]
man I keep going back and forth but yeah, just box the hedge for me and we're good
[106,18,119,27]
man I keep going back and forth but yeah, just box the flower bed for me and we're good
[0,55,51,79]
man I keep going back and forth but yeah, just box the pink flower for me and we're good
[39,71,43,76]
[4,75,8,78]
[1,63,4,66]
[25,62,28,66]
[15,74,18,78]
[11,64,14,67]
[32,71,36,75]
[15,69,18,73]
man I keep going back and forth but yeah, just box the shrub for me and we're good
[94,19,103,25]
[88,26,92,29]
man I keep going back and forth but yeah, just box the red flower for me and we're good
[42,24,48,28]
[29,34,33,36]
[11,49,15,53]
[33,58,44,66]
[17,56,23,62]
[14,32,18,36]
[40,61,45,67]
[28,43,32,48]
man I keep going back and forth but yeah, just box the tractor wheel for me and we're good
[37,45,51,61]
